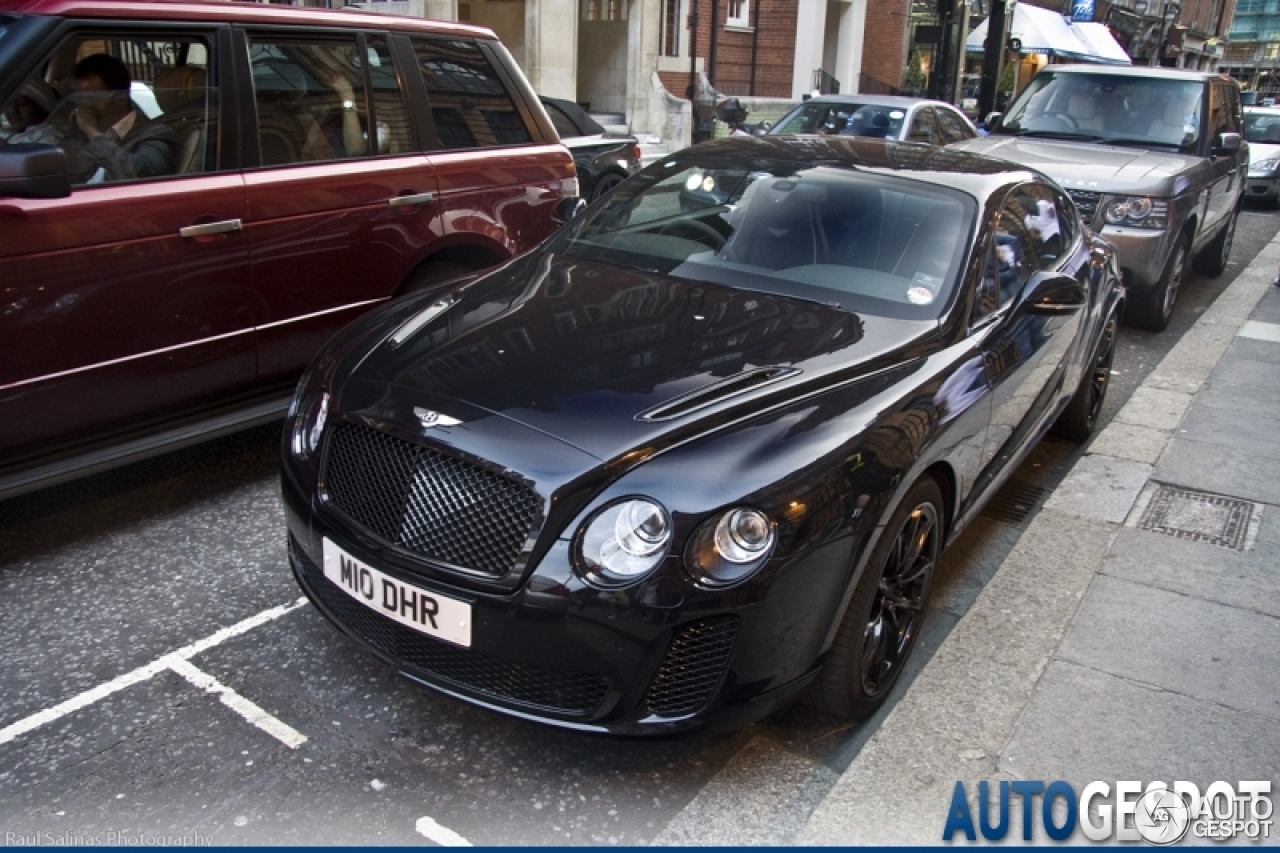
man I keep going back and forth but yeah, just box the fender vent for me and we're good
[636,366,800,422]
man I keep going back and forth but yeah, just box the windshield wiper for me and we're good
[1012,130,1106,141]
[1101,137,1183,149]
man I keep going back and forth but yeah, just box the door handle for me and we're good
[389,191,435,207]
[179,219,243,239]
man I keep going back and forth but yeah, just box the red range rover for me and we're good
[0,0,577,497]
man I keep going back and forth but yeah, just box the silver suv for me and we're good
[951,65,1246,331]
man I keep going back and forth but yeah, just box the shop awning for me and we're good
[966,3,1131,64]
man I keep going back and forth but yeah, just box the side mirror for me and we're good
[552,196,587,225]
[1214,131,1242,154]
[1018,272,1086,316]
[982,111,1003,130]
[0,144,70,200]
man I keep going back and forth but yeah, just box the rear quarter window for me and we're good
[411,37,533,150]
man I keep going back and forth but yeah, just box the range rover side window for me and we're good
[410,37,534,150]
[249,36,369,165]
[1,32,216,183]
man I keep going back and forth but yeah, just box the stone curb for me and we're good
[794,235,1280,845]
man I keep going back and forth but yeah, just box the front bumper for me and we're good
[1095,225,1170,294]
[281,471,838,736]
[1247,174,1280,203]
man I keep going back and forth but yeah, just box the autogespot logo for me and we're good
[943,780,1273,844]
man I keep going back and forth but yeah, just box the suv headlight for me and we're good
[575,498,672,586]
[1250,158,1280,176]
[1103,196,1168,229]
[685,507,776,587]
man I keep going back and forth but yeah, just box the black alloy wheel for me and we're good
[812,476,943,721]
[1051,309,1118,441]
[590,171,626,202]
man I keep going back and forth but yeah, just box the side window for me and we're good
[907,109,938,145]
[1,32,216,184]
[544,102,579,139]
[973,192,1037,324]
[250,36,368,166]
[936,107,974,143]
[366,36,413,155]
[410,37,533,150]
[1207,82,1240,144]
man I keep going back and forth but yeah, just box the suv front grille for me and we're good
[645,616,740,717]
[1066,190,1102,225]
[323,422,541,578]
[301,559,611,715]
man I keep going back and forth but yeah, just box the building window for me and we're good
[726,0,749,27]
[662,0,682,55]
[584,0,626,21]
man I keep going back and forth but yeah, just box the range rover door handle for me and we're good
[179,219,243,239]
[388,191,435,207]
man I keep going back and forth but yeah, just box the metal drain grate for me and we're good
[1131,483,1262,551]
[981,480,1051,525]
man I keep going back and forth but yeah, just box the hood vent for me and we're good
[636,366,800,423]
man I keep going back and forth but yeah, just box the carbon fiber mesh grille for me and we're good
[324,422,542,577]
[302,559,611,715]
[645,616,739,717]
[1066,190,1101,225]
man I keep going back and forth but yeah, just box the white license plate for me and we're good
[322,538,472,648]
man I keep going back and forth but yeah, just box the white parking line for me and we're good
[415,816,472,846]
[168,658,307,749]
[1238,320,1280,343]
[0,598,308,748]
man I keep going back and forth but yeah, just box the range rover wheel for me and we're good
[1051,309,1118,441]
[1126,233,1188,332]
[812,476,943,722]
[589,171,626,202]
[1192,206,1238,277]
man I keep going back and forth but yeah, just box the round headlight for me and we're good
[1104,196,1152,224]
[687,507,776,587]
[713,508,774,563]
[577,498,672,585]
[684,172,704,191]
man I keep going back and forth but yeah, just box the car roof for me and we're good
[1245,105,1280,114]
[800,94,943,109]
[1037,63,1227,84]
[6,0,496,39]
[673,134,1041,200]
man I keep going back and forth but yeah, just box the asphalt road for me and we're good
[2,208,1276,845]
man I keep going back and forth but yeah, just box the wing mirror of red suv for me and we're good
[0,144,71,200]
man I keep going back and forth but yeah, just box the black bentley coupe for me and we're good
[281,135,1123,735]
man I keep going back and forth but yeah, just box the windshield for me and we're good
[769,101,907,139]
[1244,109,1280,144]
[1001,72,1202,149]
[547,153,974,321]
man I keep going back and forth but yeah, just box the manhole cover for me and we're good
[1130,483,1263,551]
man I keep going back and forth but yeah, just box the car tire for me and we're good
[1191,206,1238,277]
[590,171,626,203]
[1051,308,1118,441]
[811,476,944,722]
[400,260,476,297]
[1126,233,1188,332]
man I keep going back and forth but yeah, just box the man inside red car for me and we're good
[66,53,176,183]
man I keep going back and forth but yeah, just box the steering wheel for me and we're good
[1036,112,1080,130]
[657,218,725,249]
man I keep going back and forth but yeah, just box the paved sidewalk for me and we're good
[798,237,1280,844]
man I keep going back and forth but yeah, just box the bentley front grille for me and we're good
[324,422,541,578]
